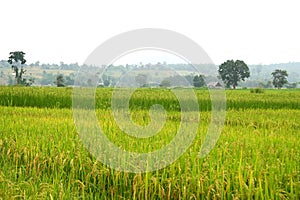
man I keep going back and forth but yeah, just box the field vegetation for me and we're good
[0,86,299,199]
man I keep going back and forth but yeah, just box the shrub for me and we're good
[250,87,264,93]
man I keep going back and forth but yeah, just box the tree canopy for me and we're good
[193,74,205,87]
[56,74,65,87]
[218,60,250,89]
[271,69,288,89]
[7,51,27,85]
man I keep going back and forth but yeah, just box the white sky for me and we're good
[0,0,300,65]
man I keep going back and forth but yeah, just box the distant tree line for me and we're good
[1,51,298,89]
[218,60,296,89]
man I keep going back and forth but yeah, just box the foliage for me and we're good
[40,72,55,85]
[218,60,250,89]
[286,82,298,89]
[56,74,65,87]
[102,74,116,87]
[271,69,288,89]
[250,87,264,93]
[21,78,35,86]
[1,61,299,88]
[0,87,299,199]
[183,74,194,85]
[193,74,205,87]
[258,81,273,88]
[159,79,171,87]
[65,74,75,86]
[1,87,300,110]
[7,51,30,85]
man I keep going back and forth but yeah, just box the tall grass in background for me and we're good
[1,86,300,110]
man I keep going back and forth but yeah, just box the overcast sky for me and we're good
[0,0,299,65]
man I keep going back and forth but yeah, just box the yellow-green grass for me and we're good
[0,87,299,199]
[1,87,300,110]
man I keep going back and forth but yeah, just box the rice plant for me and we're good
[0,86,299,199]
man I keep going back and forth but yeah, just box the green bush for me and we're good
[250,87,264,93]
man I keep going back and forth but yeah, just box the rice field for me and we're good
[0,86,299,199]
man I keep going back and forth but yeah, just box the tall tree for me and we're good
[7,51,27,84]
[218,60,250,89]
[56,74,65,87]
[193,74,205,87]
[271,69,288,89]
